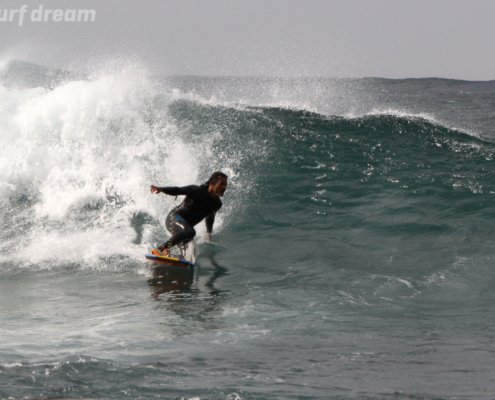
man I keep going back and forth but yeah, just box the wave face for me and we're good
[2,62,495,400]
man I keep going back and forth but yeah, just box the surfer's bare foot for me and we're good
[158,245,169,255]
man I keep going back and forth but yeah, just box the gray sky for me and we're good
[1,0,494,79]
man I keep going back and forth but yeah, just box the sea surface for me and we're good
[1,60,495,400]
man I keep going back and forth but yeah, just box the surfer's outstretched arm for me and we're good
[150,185,199,196]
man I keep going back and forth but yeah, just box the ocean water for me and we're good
[1,60,495,400]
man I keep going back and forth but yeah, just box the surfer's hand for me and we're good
[150,185,161,194]
[204,232,212,242]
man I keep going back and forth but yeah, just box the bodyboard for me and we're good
[145,253,194,268]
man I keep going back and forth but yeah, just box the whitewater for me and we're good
[1,60,495,400]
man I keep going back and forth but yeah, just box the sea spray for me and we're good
[0,62,265,270]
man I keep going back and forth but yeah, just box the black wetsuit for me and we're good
[157,185,222,251]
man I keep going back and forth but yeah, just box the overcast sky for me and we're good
[1,0,494,80]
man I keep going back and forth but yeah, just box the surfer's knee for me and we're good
[187,227,196,239]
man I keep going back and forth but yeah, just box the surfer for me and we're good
[150,171,228,256]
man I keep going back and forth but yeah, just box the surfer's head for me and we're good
[207,171,228,197]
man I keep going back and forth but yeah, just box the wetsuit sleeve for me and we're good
[157,185,200,196]
[205,212,216,233]
[205,199,221,233]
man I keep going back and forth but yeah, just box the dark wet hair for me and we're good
[202,171,228,187]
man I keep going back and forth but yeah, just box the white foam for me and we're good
[0,61,237,269]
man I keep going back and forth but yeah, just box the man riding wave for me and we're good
[150,171,228,258]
